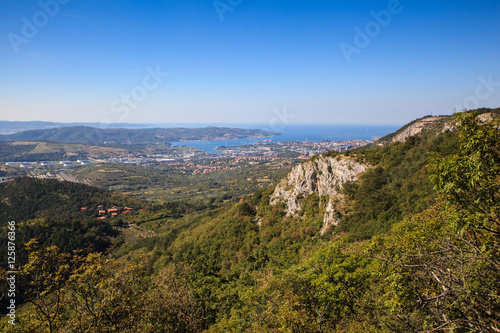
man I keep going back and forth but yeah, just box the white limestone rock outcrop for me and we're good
[391,117,441,143]
[270,155,368,232]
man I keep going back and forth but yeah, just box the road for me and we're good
[59,171,79,183]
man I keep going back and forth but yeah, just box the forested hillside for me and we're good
[0,178,146,315]
[0,177,143,224]
[0,126,278,144]
[0,177,144,266]
[1,109,499,332]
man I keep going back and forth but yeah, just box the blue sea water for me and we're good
[170,124,401,155]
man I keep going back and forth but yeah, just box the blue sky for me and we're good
[0,0,499,125]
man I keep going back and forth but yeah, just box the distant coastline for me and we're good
[0,121,400,155]
[171,124,400,154]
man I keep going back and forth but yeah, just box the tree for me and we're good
[430,111,500,235]
[65,253,150,332]
[210,239,379,333]
[371,207,500,332]
[373,111,500,332]
[145,263,210,333]
[19,239,81,333]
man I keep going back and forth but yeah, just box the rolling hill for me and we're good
[0,126,279,144]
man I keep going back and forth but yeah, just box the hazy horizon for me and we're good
[0,119,406,126]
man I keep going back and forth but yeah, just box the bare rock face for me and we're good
[392,117,441,143]
[270,155,368,233]
[477,112,498,122]
[321,198,341,235]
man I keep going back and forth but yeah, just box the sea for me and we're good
[168,124,401,155]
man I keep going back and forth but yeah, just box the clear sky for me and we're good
[0,0,499,125]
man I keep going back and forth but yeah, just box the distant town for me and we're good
[1,139,371,183]
[216,139,371,156]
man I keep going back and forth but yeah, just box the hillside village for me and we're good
[81,204,136,220]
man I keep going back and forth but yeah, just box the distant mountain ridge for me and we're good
[0,120,148,135]
[0,126,279,144]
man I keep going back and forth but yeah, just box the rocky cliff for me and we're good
[270,155,368,233]
[391,117,441,143]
